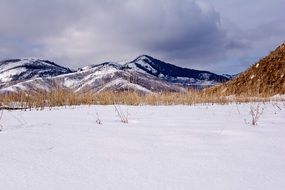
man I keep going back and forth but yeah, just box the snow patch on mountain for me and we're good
[0,67,27,83]
[97,78,152,93]
[127,57,158,75]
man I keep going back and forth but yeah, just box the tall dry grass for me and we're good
[0,89,281,109]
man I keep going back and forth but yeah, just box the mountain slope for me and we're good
[207,43,285,96]
[126,55,228,86]
[61,62,184,93]
[0,58,72,85]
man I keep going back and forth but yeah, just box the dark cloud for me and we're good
[0,0,284,73]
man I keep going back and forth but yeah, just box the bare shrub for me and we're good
[114,105,128,123]
[249,103,264,126]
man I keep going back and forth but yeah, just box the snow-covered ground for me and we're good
[0,103,285,190]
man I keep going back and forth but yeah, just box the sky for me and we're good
[0,0,284,74]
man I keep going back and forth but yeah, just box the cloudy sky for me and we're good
[0,0,284,74]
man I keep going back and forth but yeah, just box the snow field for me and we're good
[0,103,285,190]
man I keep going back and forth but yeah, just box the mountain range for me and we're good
[0,55,229,94]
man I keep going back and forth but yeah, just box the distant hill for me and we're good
[207,43,285,96]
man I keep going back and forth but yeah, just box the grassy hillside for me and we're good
[207,43,285,96]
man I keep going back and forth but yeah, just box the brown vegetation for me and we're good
[207,43,285,96]
[0,90,281,109]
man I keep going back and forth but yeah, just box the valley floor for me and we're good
[0,103,285,190]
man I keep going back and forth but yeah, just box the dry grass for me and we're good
[207,43,285,96]
[249,103,264,126]
[114,105,128,123]
[0,89,281,109]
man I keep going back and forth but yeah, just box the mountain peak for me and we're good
[132,55,157,63]
[136,54,154,59]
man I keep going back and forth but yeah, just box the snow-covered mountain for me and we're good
[0,58,72,84]
[126,55,228,86]
[0,55,229,94]
[0,62,184,93]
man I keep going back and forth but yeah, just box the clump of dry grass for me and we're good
[114,105,128,123]
[249,103,264,126]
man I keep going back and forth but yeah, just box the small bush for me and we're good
[249,103,264,126]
